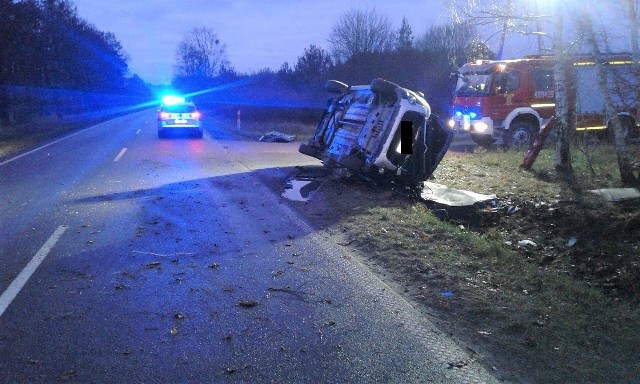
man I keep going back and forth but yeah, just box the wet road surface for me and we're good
[0,110,497,383]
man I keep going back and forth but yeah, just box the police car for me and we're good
[157,96,203,139]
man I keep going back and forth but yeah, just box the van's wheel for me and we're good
[370,78,398,97]
[504,120,537,149]
[325,80,349,94]
[470,133,495,147]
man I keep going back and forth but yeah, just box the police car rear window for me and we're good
[163,103,196,113]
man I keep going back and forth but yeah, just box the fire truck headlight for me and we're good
[463,121,471,131]
[447,119,456,128]
[473,121,488,132]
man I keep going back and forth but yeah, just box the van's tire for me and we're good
[504,120,537,148]
[370,78,398,97]
[470,133,495,147]
[325,80,349,94]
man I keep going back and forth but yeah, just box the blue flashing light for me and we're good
[469,111,477,119]
[454,111,462,117]
[162,95,185,105]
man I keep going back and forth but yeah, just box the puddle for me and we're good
[282,178,322,202]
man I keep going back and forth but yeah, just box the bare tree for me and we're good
[175,27,227,79]
[448,0,550,59]
[627,0,640,136]
[551,3,573,176]
[576,8,639,186]
[417,22,491,67]
[328,8,395,63]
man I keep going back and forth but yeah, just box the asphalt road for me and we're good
[0,110,496,383]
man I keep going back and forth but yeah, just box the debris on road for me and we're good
[145,261,162,269]
[237,300,259,308]
[258,131,296,143]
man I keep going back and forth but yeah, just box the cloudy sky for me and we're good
[71,0,457,85]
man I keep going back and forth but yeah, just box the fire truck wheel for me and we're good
[470,133,495,147]
[505,120,537,148]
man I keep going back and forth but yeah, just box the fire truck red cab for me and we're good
[449,56,639,147]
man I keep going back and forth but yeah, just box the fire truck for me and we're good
[448,55,640,147]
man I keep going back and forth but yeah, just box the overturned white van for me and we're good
[299,78,453,186]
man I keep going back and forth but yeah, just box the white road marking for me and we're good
[0,123,105,167]
[0,225,68,318]
[114,147,127,162]
[136,129,141,135]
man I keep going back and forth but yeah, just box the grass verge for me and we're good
[293,143,640,383]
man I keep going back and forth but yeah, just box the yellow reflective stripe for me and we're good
[576,126,606,131]
[531,103,555,108]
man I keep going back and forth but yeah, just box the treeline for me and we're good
[0,0,149,125]
[172,19,495,118]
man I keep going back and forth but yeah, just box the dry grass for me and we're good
[294,142,640,383]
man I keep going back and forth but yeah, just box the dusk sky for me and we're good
[70,1,632,86]
[71,0,456,85]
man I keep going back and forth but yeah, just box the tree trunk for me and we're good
[628,0,640,139]
[552,4,573,177]
[579,10,639,186]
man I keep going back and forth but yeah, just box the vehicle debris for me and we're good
[420,182,496,207]
[518,239,538,248]
[588,187,640,202]
[258,131,296,143]
[299,79,453,186]
[237,300,259,308]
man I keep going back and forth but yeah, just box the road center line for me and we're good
[114,147,127,162]
[0,225,67,318]
[136,129,141,135]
